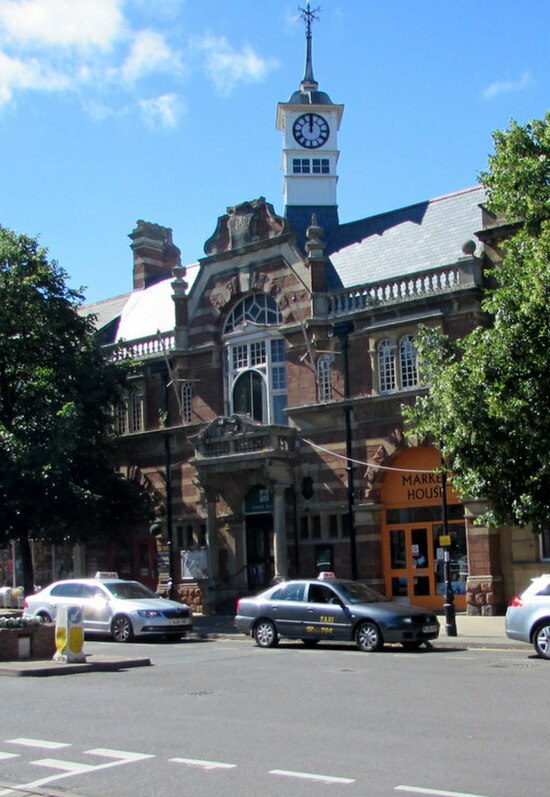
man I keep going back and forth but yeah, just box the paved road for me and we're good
[1,636,545,797]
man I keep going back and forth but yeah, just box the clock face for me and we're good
[292,113,330,149]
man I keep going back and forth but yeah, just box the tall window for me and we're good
[181,383,193,424]
[377,336,419,393]
[115,390,144,434]
[378,339,396,393]
[317,354,333,402]
[400,335,418,389]
[224,294,287,425]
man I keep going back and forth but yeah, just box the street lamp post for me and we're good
[333,321,357,581]
[441,469,457,636]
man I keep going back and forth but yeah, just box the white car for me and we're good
[22,575,193,642]
[505,574,550,658]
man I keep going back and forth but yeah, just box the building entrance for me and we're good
[381,447,468,611]
[384,519,467,611]
[245,514,274,591]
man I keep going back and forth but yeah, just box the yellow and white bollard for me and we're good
[53,606,86,663]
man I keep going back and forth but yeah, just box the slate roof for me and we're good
[327,185,486,289]
[82,264,200,343]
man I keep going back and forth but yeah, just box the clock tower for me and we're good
[276,3,344,244]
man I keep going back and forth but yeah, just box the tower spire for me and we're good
[299,2,320,90]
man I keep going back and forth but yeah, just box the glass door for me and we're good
[385,522,468,610]
[386,526,435,609]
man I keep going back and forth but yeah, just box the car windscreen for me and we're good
[103,581,157,600]
[334,581,388,604]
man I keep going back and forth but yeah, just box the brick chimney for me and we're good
[129,220,181,289]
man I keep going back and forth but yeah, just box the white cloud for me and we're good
[192,34,279,96]
[482,71,532,100]
[121,29,179,83]
[139,92,183,130]
[0,49,70,104]
[0,5,279,127]
[0,0,124,50]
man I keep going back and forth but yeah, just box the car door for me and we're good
[264,582,306,639]
[303,583,352,641]
[80,584,112,634]
[48,582,85,619]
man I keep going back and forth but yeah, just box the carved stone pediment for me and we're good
[198,414,263,441]
[204,197,289,256]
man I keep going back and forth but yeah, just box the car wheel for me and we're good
[401,640,422,651]
[111,615,134,643]
[533,621,550,658]
[37,611,53,623]
[355,621,382,652]
[253,619,279,648]
[301,639,319,647]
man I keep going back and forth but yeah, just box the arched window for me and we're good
[317,355,333,402]
[224,293,282,334]
[399,335,418,389]
[114,390,144,434]
[181,383,193,424]
[378,339,396,393]
[223,294,287,425]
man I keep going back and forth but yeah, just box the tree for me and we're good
[404,112,550,529]
[0,227,153,593]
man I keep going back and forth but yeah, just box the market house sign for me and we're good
[382,446,461,507]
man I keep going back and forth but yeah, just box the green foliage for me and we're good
[404,113,550,528]
[0,227,153,580]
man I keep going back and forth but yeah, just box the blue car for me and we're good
[235,575,439,652]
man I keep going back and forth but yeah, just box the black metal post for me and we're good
[164,432,178,601]
[441,469,457,636]
[334,322,357,580]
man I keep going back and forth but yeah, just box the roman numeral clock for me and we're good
[292,112,330,149]
[276,3,344,240]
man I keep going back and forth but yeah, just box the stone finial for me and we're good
[305,214,326,260]
[461,239,477,256]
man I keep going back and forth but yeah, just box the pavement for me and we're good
[0,612,531,677]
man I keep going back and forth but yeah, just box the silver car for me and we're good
[22,576,193,642]
[505,574,550,658]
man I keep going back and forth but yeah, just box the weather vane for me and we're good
[299,2,321,39]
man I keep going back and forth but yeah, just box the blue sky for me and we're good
[1,0,548,303]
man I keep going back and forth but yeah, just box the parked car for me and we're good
[22,574,193,642]
[235,574,440,651]
[505,574,550,658]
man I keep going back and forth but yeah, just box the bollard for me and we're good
[53,605,86,663]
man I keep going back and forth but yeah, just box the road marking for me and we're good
[270,768,355,784]
[31,758,96,773]
[86,748,155,762]
[5,738,70,750]
[0,747,154,797]
[170,756,236,770]
[0,753,19,760]
[395,786,490,797]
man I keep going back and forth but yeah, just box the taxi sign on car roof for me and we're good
[94,571,119,579]
[317,571,336,580]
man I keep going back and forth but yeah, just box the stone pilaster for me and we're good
[463,498,505,615]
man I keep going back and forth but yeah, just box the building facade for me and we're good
[10,18,545,613]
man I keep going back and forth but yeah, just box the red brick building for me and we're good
[45,21,545,615]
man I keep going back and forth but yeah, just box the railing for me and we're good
[327,264,467,317]
[196,429,295,460]
[106,331,175,361]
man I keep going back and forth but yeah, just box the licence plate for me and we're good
[422,624,438,633]
[169,618,190,625]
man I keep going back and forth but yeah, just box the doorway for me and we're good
[245,514,274,591]
[384,521,467,611]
